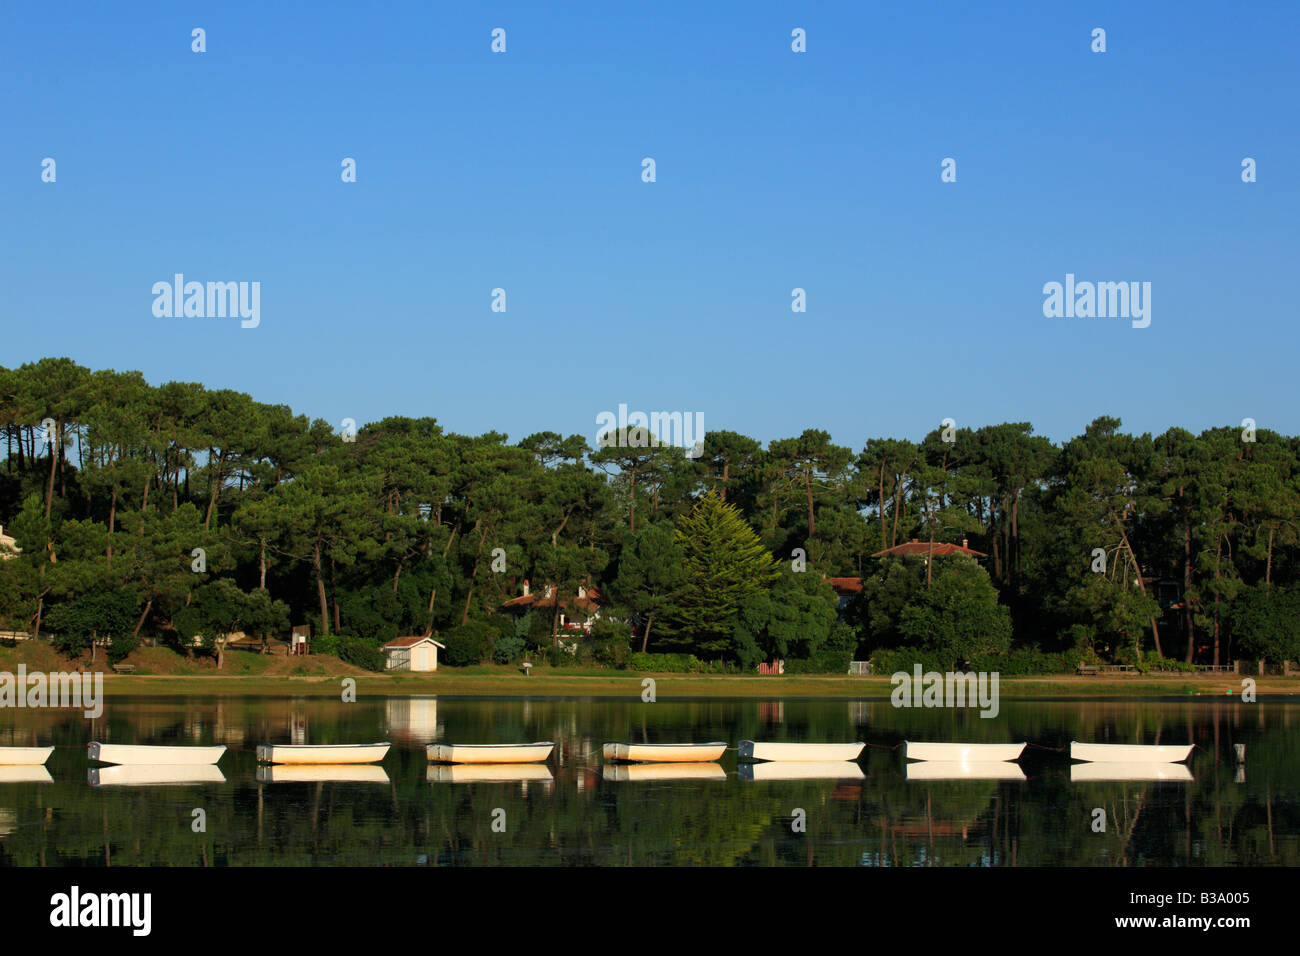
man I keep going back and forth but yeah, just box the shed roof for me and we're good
[384,635,447,649]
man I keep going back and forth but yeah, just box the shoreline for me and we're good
[92,672,1300,699]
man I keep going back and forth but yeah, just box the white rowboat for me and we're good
[257,765,391,784]
[738,761,866,782]
[902,741,1026,762]
[257,743,390,764]
[88,765,226,787]
[1070,742,1194,764]
[87,742,226,766]
[1070,762,1194,782]
[428,764,555,784]
[738,741,864,762]
[0,746,54,766]
[0,767,53,784]
[905,761,1027,781]
[427,742,554,764]
[602,763,728,782]
[603,742,726,763]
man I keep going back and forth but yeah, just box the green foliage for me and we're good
[733,568,840,666]
[784,647,853,674]
[1227,584,1300,664]
[6,358,1300,671]
[609,522,683,653]
[337,637,385,672]
[44,585,139,656]
[107,632,139,664]
[441,621,497,666]
[172,580,290,665]
[629,652,704,673]
[664,492,780,657]
[589,618,633,668]
[867,646,1086,676]
[311,633,341,657]
[492,633,527,664]
[892,558,1013,660]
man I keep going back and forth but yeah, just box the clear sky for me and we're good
[3,1,1296,450]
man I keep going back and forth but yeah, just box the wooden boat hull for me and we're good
[902,741,1026,762]
[88,765,226,787]
[738,741,864,762]
[1070,742,1193,764]
[257,765,391,784]
[1070,762,1194,782]
[257,743,390,764]
[88,742,226,766]
[427,742,554,764]
[428,764,555,784]
[738,761,866,782]
[0,746,54,766]
[905,760,1027,781]
[603,742,726,763]
[0,766,53,784]
[602,762,728,782]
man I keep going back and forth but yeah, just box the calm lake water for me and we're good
[0,695,1296,866]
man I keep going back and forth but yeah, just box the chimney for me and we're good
[962,538,968,549]
[522,579,530,596]
[578,585,587,599]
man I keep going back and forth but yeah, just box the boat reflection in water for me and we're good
[904,761,1027,782]
[427,764,554,784]
[88,765,227,787]
[1069,762,1194,783]
[0,766,54,784]
[256,765,391,784]
[602,763,727,782]
[738,761,866,782]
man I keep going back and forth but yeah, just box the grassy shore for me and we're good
[93,670,1300,699]
[4,642,1294,699]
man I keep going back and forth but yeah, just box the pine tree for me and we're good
[665,491,779,657]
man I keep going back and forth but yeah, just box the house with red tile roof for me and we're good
[499,580,605,633]
[871,538,987,558]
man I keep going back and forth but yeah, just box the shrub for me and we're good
[492,634,526,664]
[629,652,705,673]
[591,619,633,668]
[442,621,497,666]
[312,633,341,657]
[337,637,385,672]
[108,633,139,664]
[785,648,853,674]
[1141,658,1197,673]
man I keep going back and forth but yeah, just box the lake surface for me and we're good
[1,696,1296,866]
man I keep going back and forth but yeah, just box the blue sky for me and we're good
[3,1,1297,450]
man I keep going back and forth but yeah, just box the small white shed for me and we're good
[383,635,446,672]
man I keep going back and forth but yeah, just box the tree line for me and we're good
[1,357,1297,668]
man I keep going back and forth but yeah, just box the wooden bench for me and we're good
[111,664,136,674]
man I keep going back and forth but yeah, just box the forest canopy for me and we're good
[2,358,1297,668]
